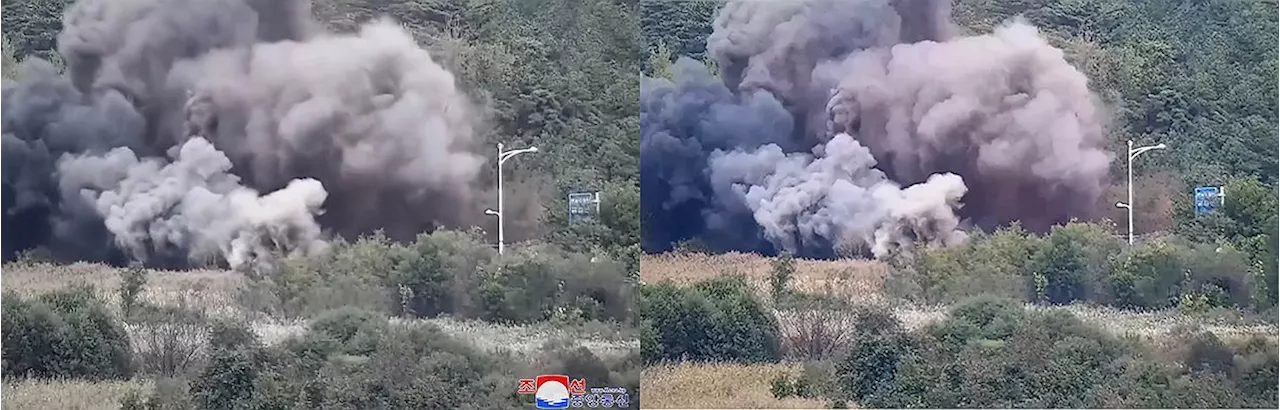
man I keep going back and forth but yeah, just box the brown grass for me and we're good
[641,362,830,409]
[1,379,152,410]
[640,252,888,302]
[0,261,244,317]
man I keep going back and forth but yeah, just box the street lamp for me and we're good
[485,142,538,254]
[1114,140,1167,245]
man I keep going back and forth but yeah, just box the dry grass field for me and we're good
[1,379,152,410]
[1,261,244,317]
[641,252,888,302]
[641,362,829,409]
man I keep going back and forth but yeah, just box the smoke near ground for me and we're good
[2,0,484,268]
[641,0,1111,258]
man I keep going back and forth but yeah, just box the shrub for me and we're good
[248,230,634,326]
[189,320,265,410]
[640,277,781,363]
[833,306,913,403]
[770,252,795,302]
[1181,330,1236,374]
[1,287,134,380]
[1030,223,1121,305]
[129,301,211,377]
[475,246,633,324]
[120,264,148,316]
[777,306,856,360]
[390,230,494,318]
[899,224,1040,304]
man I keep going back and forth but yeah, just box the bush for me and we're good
[777,306,856,360]
[120,265,148,316]
[896,224,1040,304]
[189,320,264,410]
[770,252,795,302]
[390,230,494,318]
[639,276,781,363]
[833,306,913,404]
[244,230,634,326]
[1030,223,1122,305]
[129,301,212,377]
[1,287,134,380]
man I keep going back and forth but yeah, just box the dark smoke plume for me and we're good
[640,0,1111,258]
[2,0,484,268]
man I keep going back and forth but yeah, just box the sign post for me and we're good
[568,192,601,224]
[1194,186,1225,216]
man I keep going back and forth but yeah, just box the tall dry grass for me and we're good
[1,379,151,410]
[641,362,829,409]
[641,252,887,302]
[0,261,244,318]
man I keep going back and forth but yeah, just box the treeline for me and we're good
[639,279,1278,408]
[240,229,636,325]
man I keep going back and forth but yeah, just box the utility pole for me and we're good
[485,142,538,254]
[1114,140,1167,245]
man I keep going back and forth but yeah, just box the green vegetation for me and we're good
[640,276,782,364]
[244,230,634,326]
[2,287,135,381]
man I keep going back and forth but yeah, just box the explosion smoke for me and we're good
[2,0,484,268]
[641,0,1111,258]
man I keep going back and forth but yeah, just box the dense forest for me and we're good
[3,0,640,408]
[638,0,1277,408]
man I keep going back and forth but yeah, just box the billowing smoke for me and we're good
[641,0,1111,258]
[2,0,484,268]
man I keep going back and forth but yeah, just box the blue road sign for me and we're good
[1194,186,1223,216]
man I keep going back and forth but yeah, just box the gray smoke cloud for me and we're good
[709,133,966,257]
[58,138,327,270]
[641,0,1112,258]
[823,21,1112,231]
[174,18,485,240]
[3,0,484,267]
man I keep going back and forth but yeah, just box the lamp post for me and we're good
[1114,140,1167,245]
[485,142,538,254]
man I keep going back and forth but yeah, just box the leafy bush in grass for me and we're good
[1,286,133,380]
[639,276,781,363]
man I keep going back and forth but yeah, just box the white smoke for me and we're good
[57,138,328,269]
[709,133,967,258]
